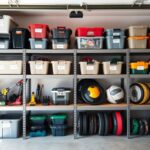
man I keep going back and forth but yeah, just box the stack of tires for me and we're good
[78,111,125,136]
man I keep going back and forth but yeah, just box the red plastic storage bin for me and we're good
[29,24,49,38]
[76,27,104,37]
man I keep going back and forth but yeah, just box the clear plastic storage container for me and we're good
[106,36,126,49]
[0,15,18,34]
[79,61,100,74]
[102,61,123,74]
[76,37,104,49]
[0,38,9,49]
[29,38,48,49]
[50,125,67,136]
[51,61,71,75]
[52,39,69,49]
[0,61,22,74]
[29,61,49,75]
[0,115,22,138]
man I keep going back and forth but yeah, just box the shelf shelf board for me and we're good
[130,74,150,78]
[130,104,150,110]
[26,75,74,79]
[77,103,127,111]
[77,49,127,54]
[0,106,23,111]
[0,75,23,78]
[26,49,75,54]
[26,105,74,111]
[0,49,24,53]
[129,49,150,53]
[77,74,127,79]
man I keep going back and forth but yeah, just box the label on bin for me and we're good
[58,65,65,70]
[86,65,94,70]
[35,44,42,49]
[10,65,18,70]
[0,44,5,49]
[137,66,144,70]
[0,65,4,70]
[110,66,117,71]
[2,122,11,128]
[56,44,64,49]
[35,28,42,33]
[35,64,43,70]
[113,39,120,43]
[113,33,120,36]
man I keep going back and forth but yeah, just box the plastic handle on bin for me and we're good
[114,29,121,32]
[57,26,66,30]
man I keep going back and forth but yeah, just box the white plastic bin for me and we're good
[29,61,49,75]
[51,61,71,75]
[0,115,22,138]
[0,61,22,74]
[79,61,100,74]
[0,15,18,34]
[129,26,147,36]
[102,61,123,74]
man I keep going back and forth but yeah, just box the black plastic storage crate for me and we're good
[51,26,72,39]
[50,125,67,136]
[11,28,30,49]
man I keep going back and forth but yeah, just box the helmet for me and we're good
[106,85,124,104]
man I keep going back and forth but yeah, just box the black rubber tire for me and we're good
[98,112,105,136]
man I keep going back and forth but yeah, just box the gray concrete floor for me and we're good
[1,135,150,150]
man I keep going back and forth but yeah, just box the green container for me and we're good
[131,69,148,74]
[49,114,67,125]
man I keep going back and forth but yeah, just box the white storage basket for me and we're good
[51,61,71,75]
[102,61,123,75]
[0,61,22,74]
[0,15,18,34]
[79,61,100,75]
[29,61,49,75]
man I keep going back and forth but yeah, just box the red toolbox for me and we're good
[76,27,104,37]
[29,24,49,38]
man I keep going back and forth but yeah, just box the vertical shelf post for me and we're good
[126,50,131,139]
[23,49,27,139]
[73,49,77,139]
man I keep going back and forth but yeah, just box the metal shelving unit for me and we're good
[0,48,149,139]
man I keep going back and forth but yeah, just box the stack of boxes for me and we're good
[106,28,125,49]
[50,114,68,136]
[29,115,47,137]
[51,26,72,49]
[0,15,17,49]
[76,27,104,49]
[128,26,148,49]
[28,24,49,49]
